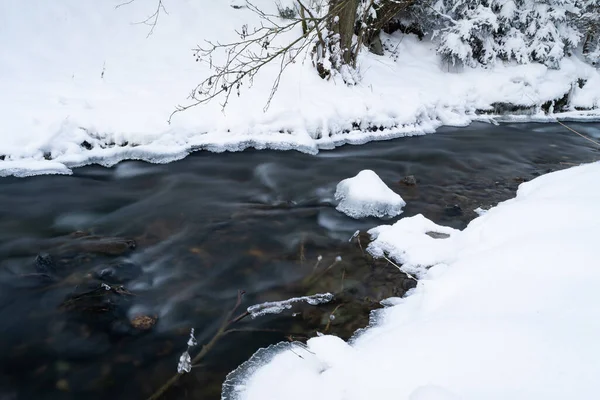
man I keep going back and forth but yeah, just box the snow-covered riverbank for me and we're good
[2,0,600,177]
[223,161,600,400]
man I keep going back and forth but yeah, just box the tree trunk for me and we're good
[362,0,415,52]
[328,0,360,65]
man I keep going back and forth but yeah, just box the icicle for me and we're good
[187,328,198,347]
[177,351,192,374]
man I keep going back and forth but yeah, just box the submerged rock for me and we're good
[130,315,157,331]
[94,261,142,284]
[426,231,451,239]
[69,236,136,256]
[35,253,56,274]
[444,204,463,217]
[401,175,418,186]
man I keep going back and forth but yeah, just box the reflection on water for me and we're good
[0,122,598,400]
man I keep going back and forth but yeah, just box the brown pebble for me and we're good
[56,379,70,392]
[130,315,157,330]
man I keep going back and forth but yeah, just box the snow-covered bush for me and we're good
[434,2,502,67]
[402,0,600,69]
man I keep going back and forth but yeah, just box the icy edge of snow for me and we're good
[2,111,598,178]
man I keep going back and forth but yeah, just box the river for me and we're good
[0,122,598,400]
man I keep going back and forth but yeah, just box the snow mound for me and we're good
[335,170,406,219]
[367,214,459,277]
[223,161,600,400]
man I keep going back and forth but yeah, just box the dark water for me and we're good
[0,122,598,400]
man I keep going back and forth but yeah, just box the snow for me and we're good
[0,160,72,178]
[335,170,406,219]
[473,207,488,216]
[1,1,600,177]
[223,161,600,400]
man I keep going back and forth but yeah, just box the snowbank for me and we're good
[223,161,600,400]
[335,170,405,219]
[1,0,600,177]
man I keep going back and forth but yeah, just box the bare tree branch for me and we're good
[116,0,168,38]
[167,0,372,123]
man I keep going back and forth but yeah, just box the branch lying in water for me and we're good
[147,289,248,400]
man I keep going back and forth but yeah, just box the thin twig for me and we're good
[324,304,343,333]
[116,0,167,38]
[383,255,417,281]
[168,0,354,122]
[115,0,136,9]
[555,119,600,147]
[146,290,246,400]
[521,92,600,148]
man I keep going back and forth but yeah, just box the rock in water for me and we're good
[401,175,418,186]
[94,261,142,284]
[335,170,406,219]
[130,315,157,331]
[444,204,463,217]
[35,253,55,274]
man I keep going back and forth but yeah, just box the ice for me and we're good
[335,170,406,219]
[187,328,197,347]
[177,328,198,374]
[223,161,600,400]
[473,207,488,216]
[247,293,334,318]
[0,160,72,178]
[177,351,192,374]
[221,342,308,400]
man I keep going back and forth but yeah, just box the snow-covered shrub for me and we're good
[424,0,585,68]
[435,2,501,67]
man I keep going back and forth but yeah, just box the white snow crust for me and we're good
[223,161,600,400]
[247,293,334,318]
[335,170,406,219]
[1,1,600,177]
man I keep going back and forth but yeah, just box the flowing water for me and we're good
[0,122,598,400]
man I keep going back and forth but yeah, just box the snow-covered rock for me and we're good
[334,170,406,219]
[222,161,600,400]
